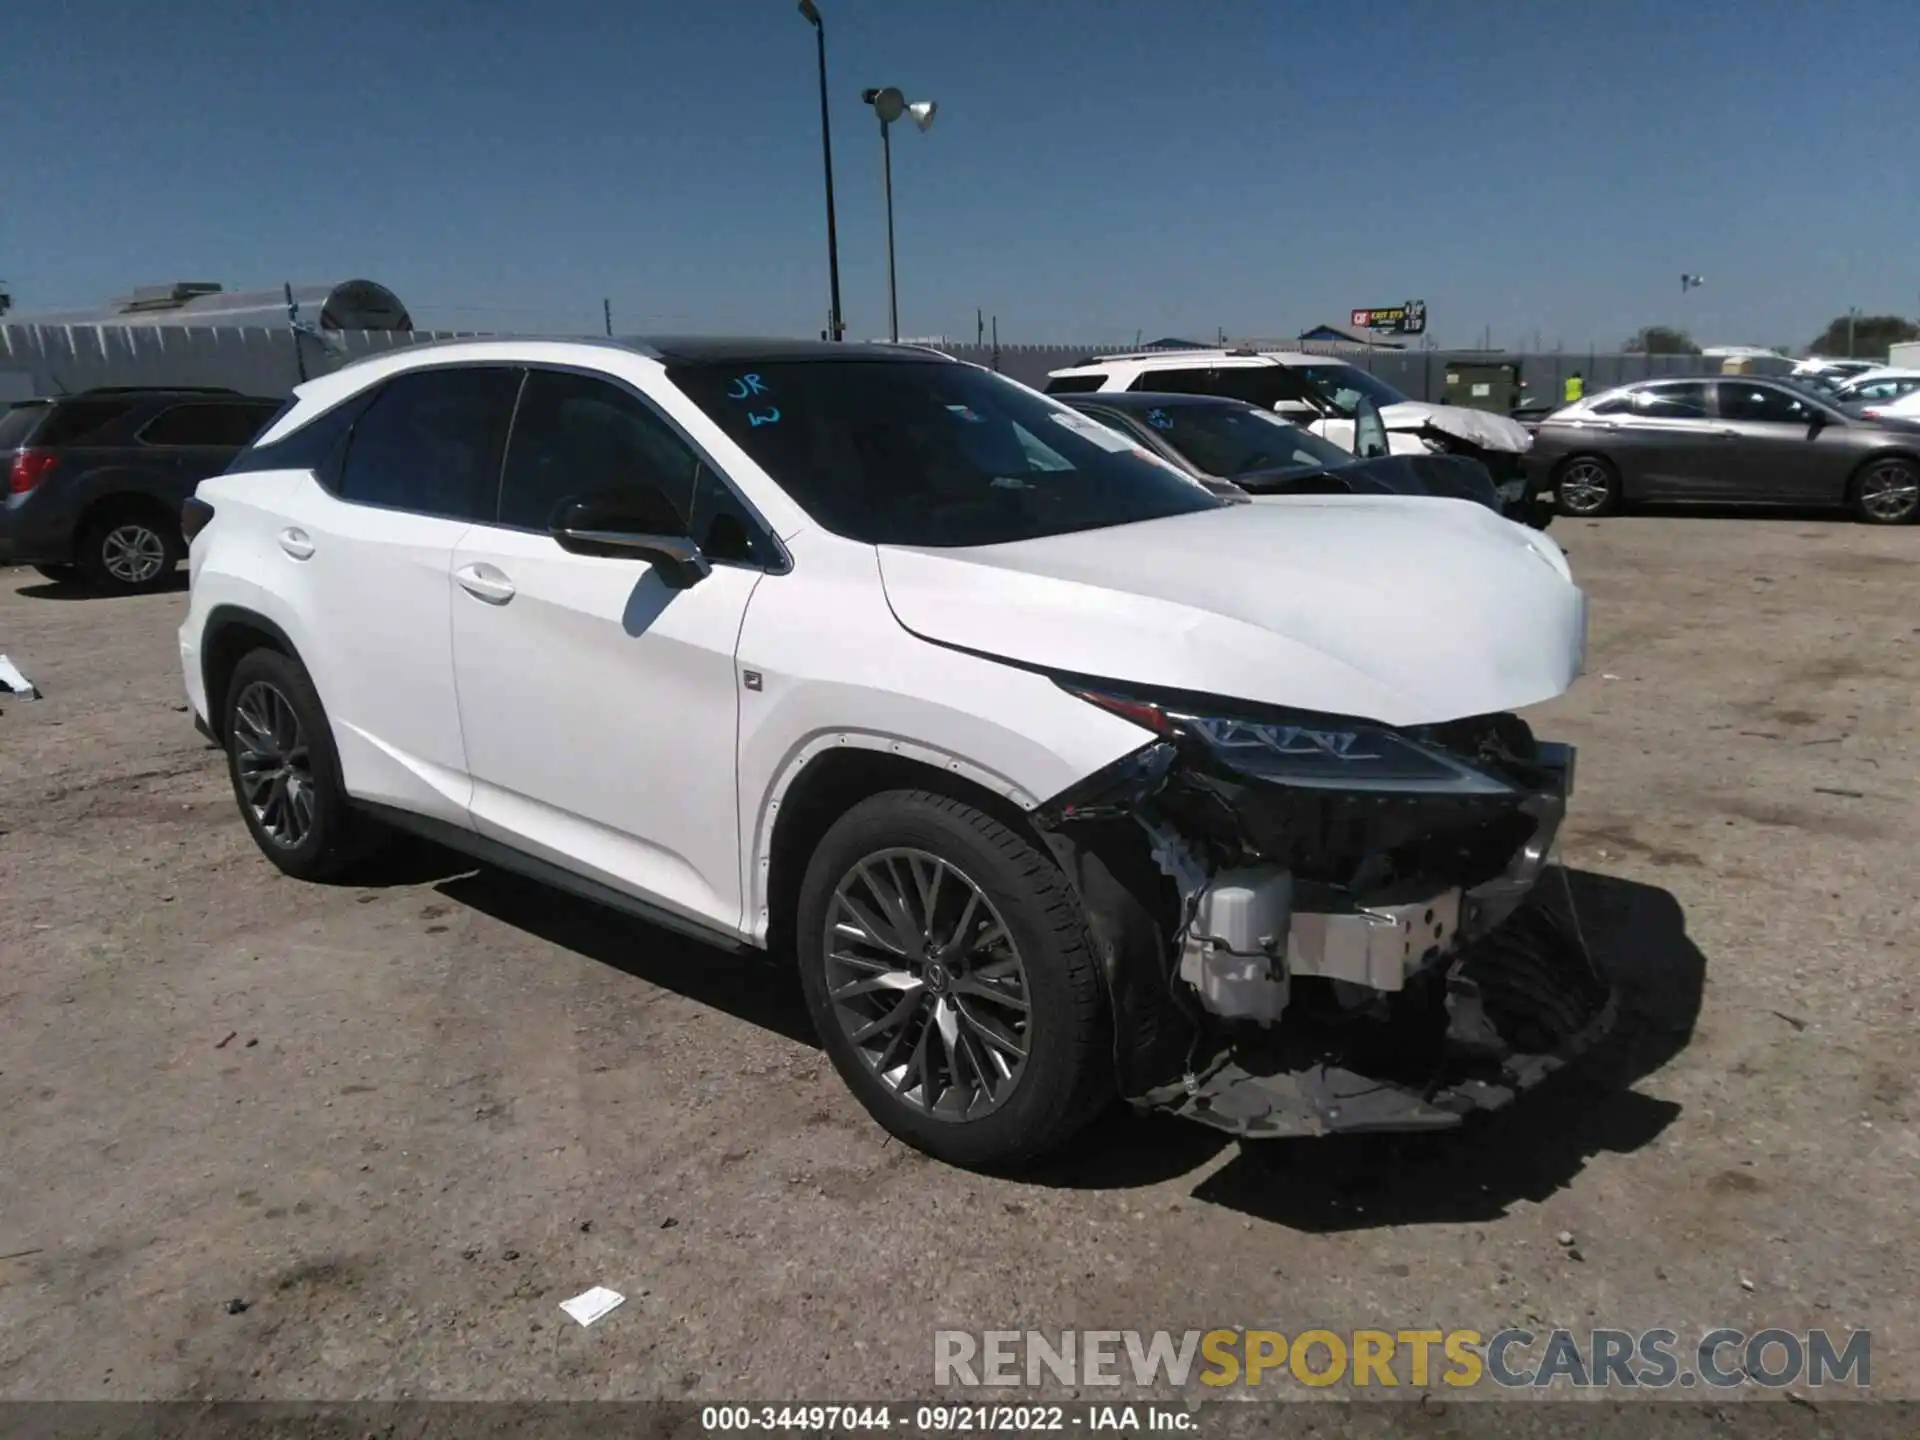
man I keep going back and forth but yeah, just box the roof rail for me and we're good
[77,384,244,396]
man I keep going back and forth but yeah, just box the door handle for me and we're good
[1716,428,1741,438]
[277,527,315,560]
[455,562,516,605]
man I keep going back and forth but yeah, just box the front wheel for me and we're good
[1850,457,1920,525]
[795,789,1112,1169]
[1554,456,1621,517]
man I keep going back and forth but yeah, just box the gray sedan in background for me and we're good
[1530,376,1920,524]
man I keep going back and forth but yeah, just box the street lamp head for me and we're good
[908,99,937,132]
[866,85,906,123]
[797,0,821,26]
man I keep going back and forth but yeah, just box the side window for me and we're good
[1131,367,1214,396]
[1588,394,1633,415]
[1718,383,1815,424]
[1633,383,1708,419]
[498,370,703,531]
[499,370,777,565]
[336,366,520,520]
[1042,374,1106,394]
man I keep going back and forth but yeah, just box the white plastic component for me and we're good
[1194,868,1294,953]
[1179,868,1292,1023]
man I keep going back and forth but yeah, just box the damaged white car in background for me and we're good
[183,336,1609,1171]
[1044,348,1546,525]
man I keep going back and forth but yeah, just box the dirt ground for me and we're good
[1,515,1915,1409]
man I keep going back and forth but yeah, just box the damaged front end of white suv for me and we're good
[1031,687,1614,1139]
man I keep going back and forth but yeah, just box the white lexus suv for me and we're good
[180,336,1611,1169]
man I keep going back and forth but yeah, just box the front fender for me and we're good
[733,535,1150,943]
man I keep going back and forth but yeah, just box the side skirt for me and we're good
[354,801,754,956]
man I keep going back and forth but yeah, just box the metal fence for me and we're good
[0,322,1787,406]
[0,323,475,400]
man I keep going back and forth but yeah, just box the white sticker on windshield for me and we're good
[1049,410,1134,452]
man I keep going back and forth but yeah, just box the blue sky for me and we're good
[7,0,1916,348]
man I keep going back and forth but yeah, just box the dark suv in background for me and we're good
[1,387,282,593]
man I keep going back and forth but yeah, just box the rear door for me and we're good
[270,365,521,827]
[1711,381,1832,503]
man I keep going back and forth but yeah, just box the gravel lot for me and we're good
[1,516,1915,1408]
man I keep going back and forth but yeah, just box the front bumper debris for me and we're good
[1034,702,1614,1140]
[1145,890,1617,1139]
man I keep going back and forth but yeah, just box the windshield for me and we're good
[1129,401,1354,478]
[669,360,1223,547]
[1291,364,1410,410]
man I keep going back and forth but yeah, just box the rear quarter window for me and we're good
[0,403,48,449]
[33,398,140,446]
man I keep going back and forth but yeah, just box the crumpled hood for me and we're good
[1379,401,1533,453]
[877,498,1585,728]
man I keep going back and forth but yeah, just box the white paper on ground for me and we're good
[558,1286,626,1327]
[0,655,39,698]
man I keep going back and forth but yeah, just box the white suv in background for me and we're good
[180,336,1606,1169]
[1045,348,1533,462]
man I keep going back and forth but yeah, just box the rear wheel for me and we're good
[75,508,181,594]
[795,789,1111,1169]
[1553,455,1621,517]
[221,648,375,881]
[1850,457,1920,525]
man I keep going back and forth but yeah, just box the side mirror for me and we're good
[1271,399,1319,423]
[551,484,710,590]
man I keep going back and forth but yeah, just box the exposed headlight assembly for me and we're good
[1066,686,1515,796]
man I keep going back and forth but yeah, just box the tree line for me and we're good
[1623,316,1919,359]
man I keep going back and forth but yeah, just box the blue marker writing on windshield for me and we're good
[727,374,770,401]
[747,407,781,427]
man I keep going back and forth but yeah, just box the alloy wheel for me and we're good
[1857,461,1919,523]
[1556,461,1614,515]
[823,848,1031,1121]
[101,524,168,584]
[231,681,316,849]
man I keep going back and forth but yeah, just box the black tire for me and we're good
[220,648,375,882]
[74,507,182,594]
[1849,456,1920,525]
[31,564,77,583]
[1456,899,1611,1055]
[1552,454,1621,518]
[795,789,1112,1169]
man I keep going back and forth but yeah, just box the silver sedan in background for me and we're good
[1528,376,1920,524]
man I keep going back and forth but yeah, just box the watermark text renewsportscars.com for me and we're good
[934,1327,1871,1391]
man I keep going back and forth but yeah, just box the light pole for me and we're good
[797,1,845,342]
[861,85,936,342]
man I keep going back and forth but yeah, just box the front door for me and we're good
[1711,381,1832,503]
[449,367,770,937]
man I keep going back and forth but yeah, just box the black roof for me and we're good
[1057,390,1254,412]
[624,335,950,365]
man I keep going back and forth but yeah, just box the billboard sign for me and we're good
[1350,301,1427,335]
